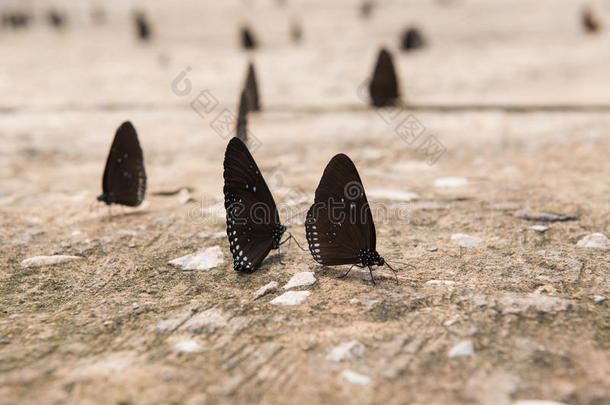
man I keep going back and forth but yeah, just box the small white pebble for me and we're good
[434,177,468,188]
[341,370,371,385]
[426,279,456,286]
[270,291,311,306]
[168,246,223,271]
[448,340,474,358]
[530,225,549,233]
[172,340,204,353]
[577,233,609,249]
[283,272,316,290]
[21,255,83,268]
[253,281,278,300]
[451,233,483,247]
[443,315,460,326]
[326,341,365,362]
[594,295,606,304]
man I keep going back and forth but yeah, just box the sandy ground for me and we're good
[1,0,609,404]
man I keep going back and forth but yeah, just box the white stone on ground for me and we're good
[172,340,204,353]
[530,225,549,233]
[499,293,570,314]
[367,189,419,201]
[341,370,371,385]
[253,281,278,299]
[451,233,483,247]
[179,308,230,334]
[434,177,468,188]
[449,340,474,358]
[576,233,609,249]
[270,291,311,306]
[593,295,606,304]
[283,272,316,289]
[176,188,194,204]
[326,340,365,362]
[443,315,460,326]
[196,231,226,239]
[168,246,223,270]
[426,279,456,286]
[21,255,83,268]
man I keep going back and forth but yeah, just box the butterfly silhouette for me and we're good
[97,121,146,207]
[223,138,301,272]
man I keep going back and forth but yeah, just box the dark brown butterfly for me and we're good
[236,90,248,144]
[305,154,397,284]
[241,26,257,50]
[368,48,400,107]
[223,138,294,272]
[133,11,151,41]
[244,62,261,112]
[582,6,602,33]
[401,28,425,51]
[97,121,147,207]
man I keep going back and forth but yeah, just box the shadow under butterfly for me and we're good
[223,138,303,272]
[305,154,402,284]
[97,121,147,208]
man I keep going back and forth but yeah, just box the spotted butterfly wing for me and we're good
[223,138,285,272]
[305,154,376,266]
[98,121,146,206]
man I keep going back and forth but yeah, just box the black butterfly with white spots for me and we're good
[223,138,300,272]
[305,153,398,284]
[97,121,146,207]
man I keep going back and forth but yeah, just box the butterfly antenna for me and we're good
[289,233,307,251]
[386,259,415,270]
[384,262,400,284]
[279,233,307,251]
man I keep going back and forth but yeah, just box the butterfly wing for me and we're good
[305,154,376,266]
[102,121,147,206]
[223,138,280,272]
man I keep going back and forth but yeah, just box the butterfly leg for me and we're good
[368,266,376,285]
[339,265,354,279]
[385,263,399,284]
[278,245,285,265]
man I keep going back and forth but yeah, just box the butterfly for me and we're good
[305,153,398,284]
[223,138,300,272]
[243,62,261,112]
[97,121,147,207]
[368,48,400,107]
[236,90,248,144]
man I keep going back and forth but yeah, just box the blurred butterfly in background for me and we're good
[223,138,302,272]
[97,121,147,207]
[305,153,399,284]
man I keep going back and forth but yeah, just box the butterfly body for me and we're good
[357,248,384,267]
[98,121,146,207]
[223,138,287,272]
